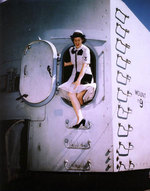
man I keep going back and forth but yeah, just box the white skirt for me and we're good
[58,70,96,103]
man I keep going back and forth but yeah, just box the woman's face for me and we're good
[74,37,83,49]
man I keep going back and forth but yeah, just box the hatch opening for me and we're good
[60,46,96,106]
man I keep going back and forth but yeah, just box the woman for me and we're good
[59,30,96,128]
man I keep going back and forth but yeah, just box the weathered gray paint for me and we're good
[1,0,150,173]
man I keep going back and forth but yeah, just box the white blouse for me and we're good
[69,44,92,75]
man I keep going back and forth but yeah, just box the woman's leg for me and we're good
[77,90,87,105]
[68,92,83,124]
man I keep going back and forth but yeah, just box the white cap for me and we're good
[74,30,83,34]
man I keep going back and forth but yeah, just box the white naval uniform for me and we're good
[58,44,96,103]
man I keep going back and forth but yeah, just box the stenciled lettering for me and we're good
[135,90,146,98]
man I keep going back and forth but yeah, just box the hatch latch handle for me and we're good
[16,94,28,101]
[47,65,52,77]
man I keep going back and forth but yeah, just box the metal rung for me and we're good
[116,54,131,70]
[116,38,130,54]
[115,8,129,24]
[117,160,135,171]
[117,123,133,137]
[117,104,132,120]
[116,142,134,156]
[64,160,91,171]
[129,160,135,170]
[117,87,132,102]
[116,71,131,85]
[117,161,126,171]
[64,139,91,149]
[115,23,129,39]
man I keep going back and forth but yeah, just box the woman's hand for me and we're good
[73,63,88,89]
[64,62,72,67]
[73,80,80,89]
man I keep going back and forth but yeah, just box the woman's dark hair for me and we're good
[70,32,86,44]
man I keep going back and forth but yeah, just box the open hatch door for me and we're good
[19,40,57,107]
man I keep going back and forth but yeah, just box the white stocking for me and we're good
[68,92,83,124]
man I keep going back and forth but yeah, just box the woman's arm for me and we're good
[64,62,73,67]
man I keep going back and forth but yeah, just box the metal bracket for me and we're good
[64,138,91,150]
[105,149,111,156]
[64,160,91,171]
[115,23,129,39]
[116,54,131,70]
[105,164,111,171]
[117,161,126,171]
[117,87,132,102]
[105,157,111,164]
[55,82,60,95]
[116,142,134,156]
[117,160,135,171]
[24,44,31,55]
[57,53,61,62]
[115,8,129,24]
[117,123,133,137]
[116,38,130,54]
[117,104,132,119]
[129,160,135,170]
[116,71,131,85]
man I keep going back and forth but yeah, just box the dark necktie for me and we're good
[72,48,83,72]
[75,50,77,72]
